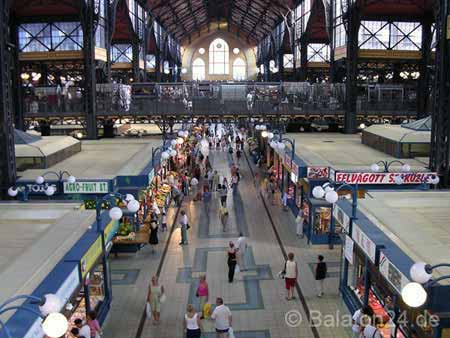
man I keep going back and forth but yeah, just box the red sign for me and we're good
[284,153,292,170]
[307,167,329,179]
[334,172,437,185]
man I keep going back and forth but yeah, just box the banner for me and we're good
[64,181,109,194]
[307,167,329,179]
[80,237,103,278]
[352,223,377,263]
[379,252,410,294]
[344,236,354,265]
[334,172,437,185]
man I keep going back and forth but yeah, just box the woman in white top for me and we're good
[184,304,203,338]
[284,252,298,300]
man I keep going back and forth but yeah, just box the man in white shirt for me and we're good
[352,306,374,338]
[179,210,189,245]
[236,233,247,271]
[211,297,232,338]
[74,318,90,338]
[360,315,383,338]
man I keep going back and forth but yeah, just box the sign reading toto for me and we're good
[333,172,437,184]
[64,181,109,194]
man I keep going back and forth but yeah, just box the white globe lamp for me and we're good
[161,151,170,160]
[35,176,45,184]
[394,175,404,185]
[45,186,55,196]
[171,139,177,147]
[8,187,18,197]
[401,164,411,172]
[410,262,432,284]
[178,130,184,137]
[39,294,63,316]
[170,149,177,157]
[177,137,184,145]
[325,190,339,204]
[428,175,440,185]
[277,142,286,150]
[109,207,123,220]
[67,175,76,184]
[371,163,380,172]
[267,132,274,139]
[261,131,268,138]
[42,312,69,338]
[312,186,325,199]
[183,131,189,138]
[125,194,135,202]
[401,282,427,308]
[127,199,140,213]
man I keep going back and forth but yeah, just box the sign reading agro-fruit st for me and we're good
[64,181,109,194]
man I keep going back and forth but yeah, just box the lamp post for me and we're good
[0,294,68,338]
[370,160,412,173]
[402,262,450,308]
[94,192,140,233]
[8,171,76,200]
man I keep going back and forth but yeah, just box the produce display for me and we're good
[155,183,171,208]
[117,219,134,236]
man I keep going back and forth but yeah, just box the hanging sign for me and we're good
[64,181,109,194]
[80,237,103,278]
[379,252,410,294]
[352,223,377,263]
[307,167,329,179]
[333,204,350,234]
[17,182,58,195]
[284,153,292,171]
[56,266,80,306]
[344,235,354,265]
[24,319,44,338]
[333,172,437,185]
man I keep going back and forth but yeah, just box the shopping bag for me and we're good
[235,265,240,274]
[146,302,152,318]
[160,293,167,303]
[228,327,235,338]
[203,303,211,319]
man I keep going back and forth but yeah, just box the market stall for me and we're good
[337,192,450,338]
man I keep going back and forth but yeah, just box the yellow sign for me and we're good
[103,220,116,244]
[80,236,103,278]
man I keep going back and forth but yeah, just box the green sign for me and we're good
[64,181,109,194]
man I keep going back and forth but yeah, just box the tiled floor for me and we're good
[102,149,351,338]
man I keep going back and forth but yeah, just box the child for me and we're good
[161,211,168,232]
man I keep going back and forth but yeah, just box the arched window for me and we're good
[209,38,229,75]
[232,58,246,80]
[192,58,205,80]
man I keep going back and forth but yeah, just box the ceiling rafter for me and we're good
[246,0,271,40]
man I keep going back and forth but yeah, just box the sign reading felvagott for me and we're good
[333,172,437,185]
[64,181,109,194]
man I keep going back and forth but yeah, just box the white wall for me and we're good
[181,31,257,81]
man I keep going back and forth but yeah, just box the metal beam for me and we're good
[416,18,432,119]
[0,0,17,197]
[82,0,97,139]
[430,0,450,186]
[246,0,271,40]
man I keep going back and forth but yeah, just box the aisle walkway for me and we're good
[103,149,351,338]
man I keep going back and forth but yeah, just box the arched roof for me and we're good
[147,0,295,44]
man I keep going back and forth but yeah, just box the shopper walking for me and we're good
[184,304,203,338]
[212,170,220,192]
[284,252,298,300]
[74,318,90,338]
[236,148,242,164]
[219,205,229,231]
[87,311,102,338]
[203,185,212,214]
[196,274,209,316]
[227,242,237,283]
[219,183,228,207]
[211,298,232,338]
[235,232,247,271]
[147,275,165,325]
[149,220,159,253]
[296,209,305,238]
[315,255,327,297]
[360,315,383,338]
[179,210,189,245]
